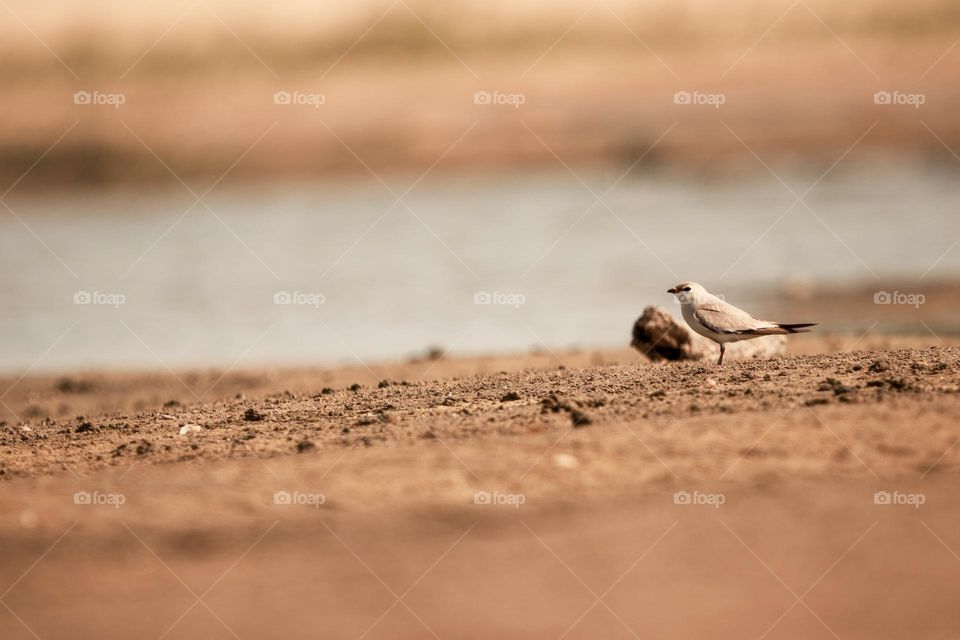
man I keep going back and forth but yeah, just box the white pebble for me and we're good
[553,453,579,469]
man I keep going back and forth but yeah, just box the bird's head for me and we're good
[667,281,708,304]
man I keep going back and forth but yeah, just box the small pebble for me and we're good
[296,440,316,453]
[570,409,592,427]
[553,453,579,469]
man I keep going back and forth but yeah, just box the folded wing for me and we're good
[695,301,816,335]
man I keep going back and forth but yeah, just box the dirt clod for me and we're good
[819,377,853,395]
[296,440,315,453]
[869,360,890,373]
[570,409,592,427]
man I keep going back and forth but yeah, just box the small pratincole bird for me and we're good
[667,282,816,365]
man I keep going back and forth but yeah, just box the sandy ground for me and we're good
[2,339,960,638]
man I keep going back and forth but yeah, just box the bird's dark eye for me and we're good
[683,287,691,292]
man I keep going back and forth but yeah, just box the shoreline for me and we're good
[4,334,959,425]
[3,341,958,481]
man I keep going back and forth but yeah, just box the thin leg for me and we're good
[718,343,725,365]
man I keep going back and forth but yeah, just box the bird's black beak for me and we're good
[667,288,677,294]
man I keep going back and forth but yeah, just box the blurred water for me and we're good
[2,167,959,373]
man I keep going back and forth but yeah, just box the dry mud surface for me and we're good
[2,344,960,638]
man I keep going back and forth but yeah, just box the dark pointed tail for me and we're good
[777,323,817,333]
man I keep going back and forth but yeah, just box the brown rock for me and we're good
[631,305,786,363]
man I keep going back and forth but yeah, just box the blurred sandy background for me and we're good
[1,0,960,185]
[3,4,960,638]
